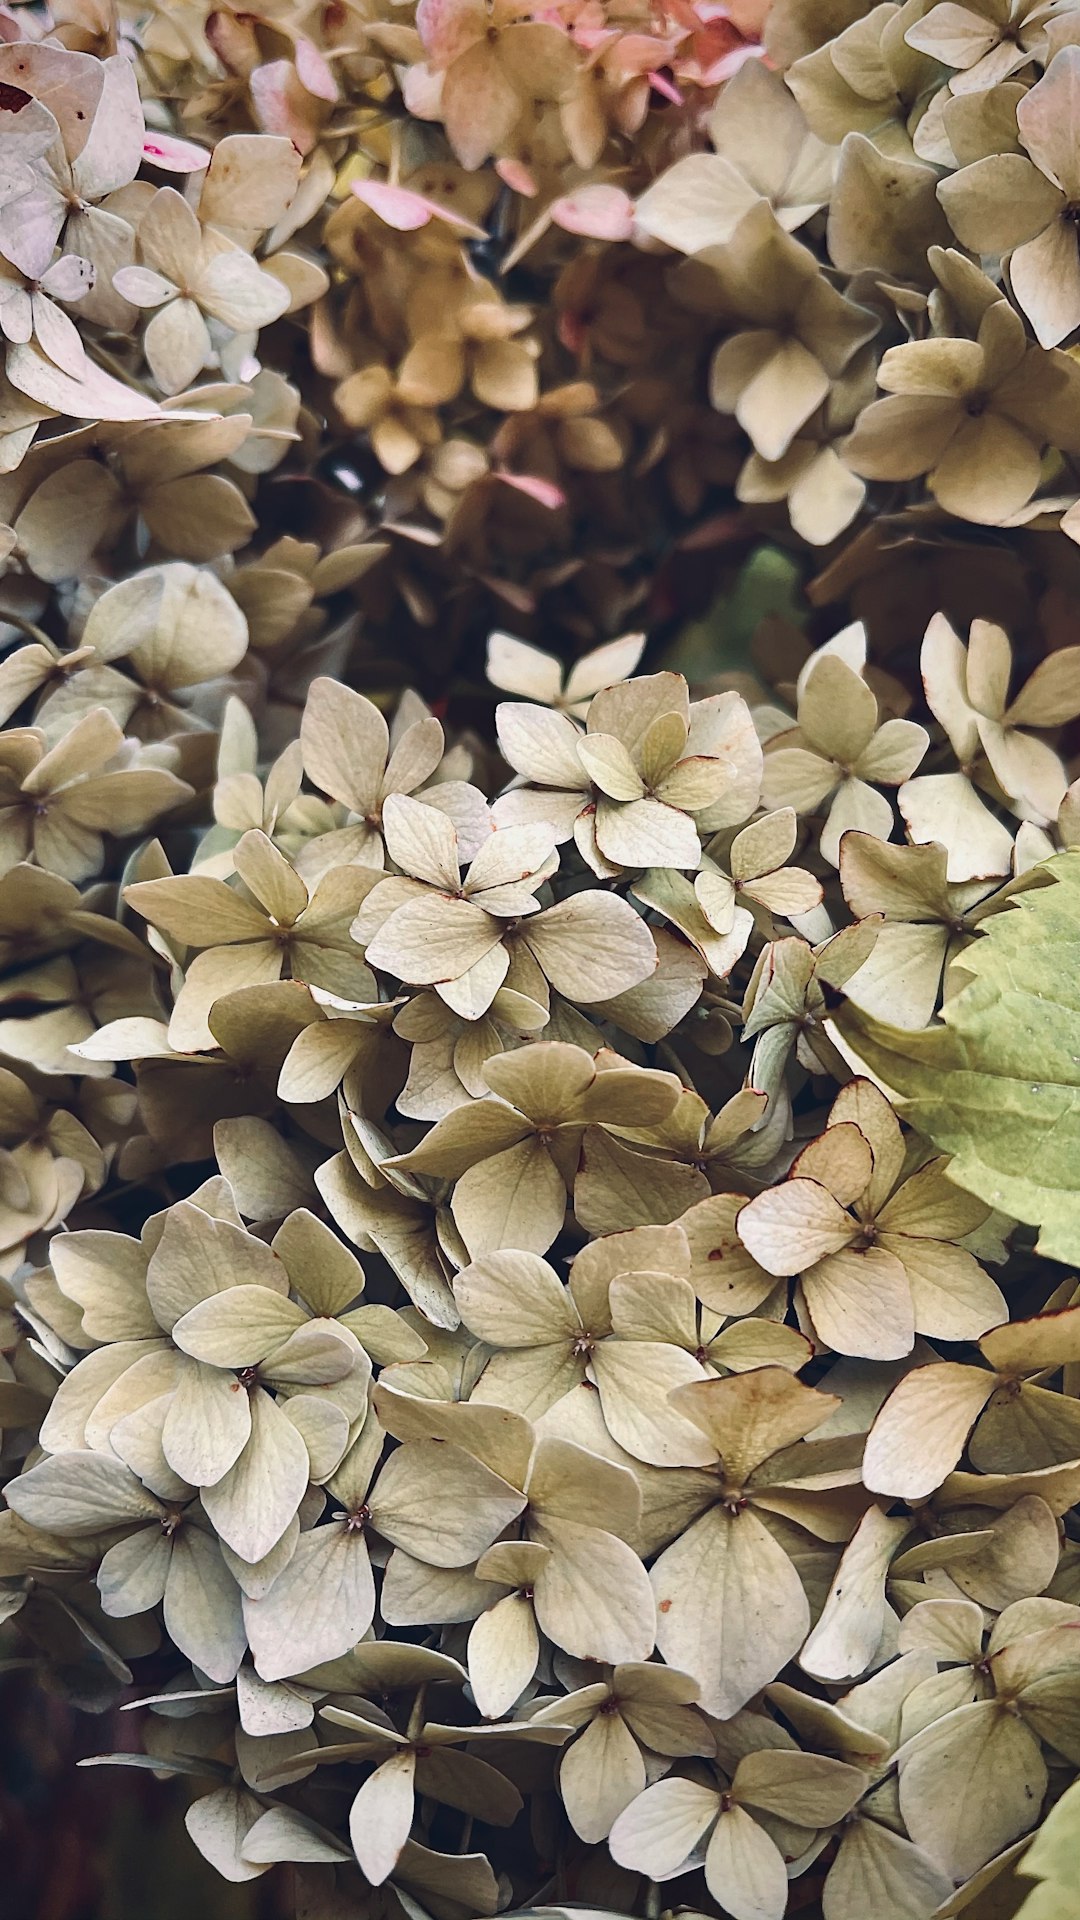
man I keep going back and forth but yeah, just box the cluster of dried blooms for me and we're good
[4,4,1080,1920]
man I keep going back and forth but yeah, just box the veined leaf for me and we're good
[834,852,1080,1262]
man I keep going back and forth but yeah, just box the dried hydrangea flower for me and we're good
[634,59,834,255]
[496,670,762,872]
[114,187,292,397]
[677,202,880,466]
[8,9,1080,1912]
[762,651,928,865]
[0,708,191,884]
[610,1743,868,1920]
[648,1366,850,1716]
[300,677,478,872]
[386,1040,682,1254]
[126,830,378,1049]
[736,1077,1006,1355]
[843,294,1080,526]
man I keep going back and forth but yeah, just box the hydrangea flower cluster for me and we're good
[3,7,1080,1920]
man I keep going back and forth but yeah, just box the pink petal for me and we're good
[647,69,683,103]
[250,61,321,152]
[696,42,765,83]
[497,470,566,509]
[142,133,210,173]
[416,0,486,66]
[558,309,589,355]
[551,184,634,240]
[401,61,446,122]
[352,178,487,236]
[295,38,339,101]
[496,156,539,197]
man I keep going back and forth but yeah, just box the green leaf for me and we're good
[1020,1776,1080,1889]
[1015,1890,1080,1920]
[833,852,1080,1263]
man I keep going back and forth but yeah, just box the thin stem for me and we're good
[553,1837,567,1902]
[406,1682,428,1742]
[0,612,57,651]
[89,346,149,394]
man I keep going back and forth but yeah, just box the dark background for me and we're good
[0,1672,292,1920]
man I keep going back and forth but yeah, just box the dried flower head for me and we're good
[3,9,1080,1917]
